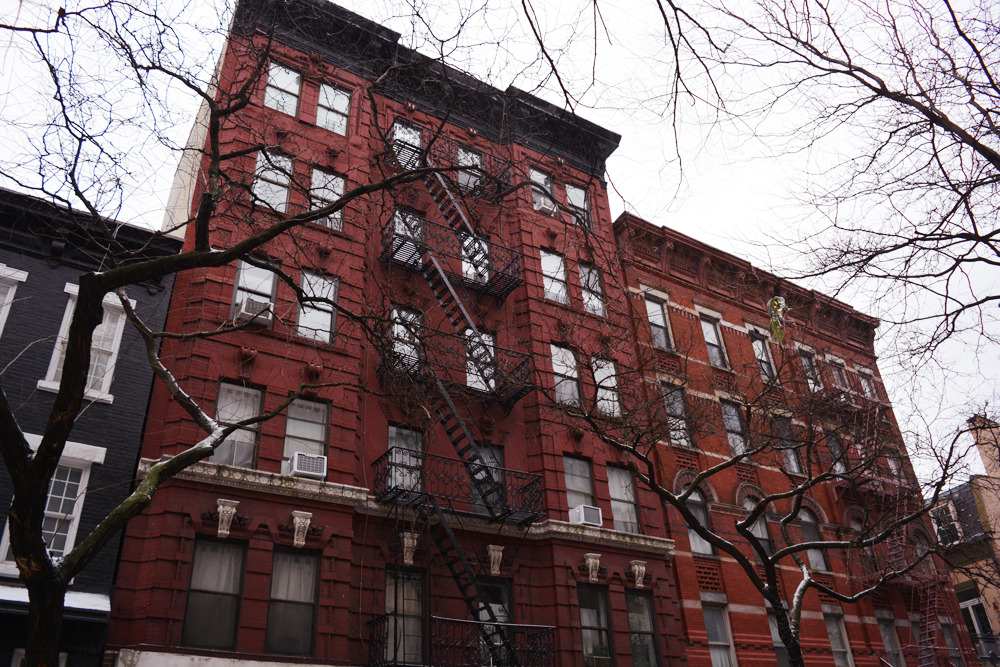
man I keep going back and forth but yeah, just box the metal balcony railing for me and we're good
[385,120,514,201]
[372,447,543,522]
[380,213,523,304]
[368,614,556,667]
[971,634,1000,660]
[378,326,532,409]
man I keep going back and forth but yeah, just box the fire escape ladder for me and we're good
[422,156,478,238]
[916,578,942,667]
[421,497,520,666]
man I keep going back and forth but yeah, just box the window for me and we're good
[626,592,659,667]
[800,509,828,570]
[563,456,595,509]
[264,551,319,655]
[579,264,606,316]
[743,497,772,558]
[592,359,621,416]
[551,344,580,405]
[391,209,425,267]
[857,370,877,398]
[478,579,513,661]
[389,306,423,370]
[800,351,821,391]
[645,297,671,349]
[828,359,849,389]
[826,431,847,474]
[774,417,802,474]
[768,611,792,667]
[282,399,328,475]
[686,489,713,555]
[40,284,128,401]
[252,151,292,212]
[565,184,591,228]
[540,250,568,303]
[264,62,301,115]
[471,445,505,514]
[703,605,735,667]
[878,618,905,667]
[385,571,423,665]
[700,316,727,368]
[750,331,775,381]
[530,167,555,213]
[932,504,962,545]
[233,261,276,326]
[824,613,854,667]
[457,145,482,191]
[720,401,747,457]
[579,585,614,667]
[209,383,262,468]
[941,622,963,667]
[392,121,422,168]
[608,466,640,533]
[317,83,350,135]
[309,168,344,230]
[2,463,90,564]
[466,329,496,392]
[0,265,27,337]
[296,272,338,343]
[886,450,903,476]
[460,232,490,283]
[662,385,693,448]
[961,594,997,659]
[182,540,244,650]
[388,426,423,492]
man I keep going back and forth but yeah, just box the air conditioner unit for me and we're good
[290,452,327,480]
[569,504,603,527]
[235,298,272,324]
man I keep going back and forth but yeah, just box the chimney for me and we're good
[969,415,1000,478]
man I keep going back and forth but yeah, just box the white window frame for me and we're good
[563,455,595,509]
[686,489,714,555]
[592,358,621,416]
[316,82,350,135]
[309,167,345,230]
[720,400,747,457]
[824,612,855,667]
[799,349,822,392]
[208,382,263,469]
[644,295,673,349]
[37,283,130,403]
[391,209,426,268]
[800,509,829,571]
[578,263,606,316]
[253,151,293,212]
[698,312,728,369]
[857,368,878,398]
[662,383,693,448]
[565,183,591,228]
[296,271,338,343]
[747,325,776,382]
[540,250,568,304]
[264,61,301,116]
[281,398,329,474]
[0,264,28,337]
[608,466,640,533]
[0,436,105,576]
[703,604,737,667]
[550,344,580,405]
[391,121,422,169]
[457,145,482,192]
[233,261,277,326]
[530,167,556,213]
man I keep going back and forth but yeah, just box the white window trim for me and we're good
[37,284,132,404]
[296,271,338,343]
[0,435,104,577]
[746,324,777,381]
[0,264,28,338]
[856,367,878,398]
[695,306,730,369]
[824,613,856,667]
[643,289,675,349]
[794,343,822,392]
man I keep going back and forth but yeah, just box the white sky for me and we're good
[1,0,994,479]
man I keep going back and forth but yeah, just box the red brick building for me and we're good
[106,1,682,666]
[614,212,975,667]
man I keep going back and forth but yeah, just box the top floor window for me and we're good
[317,83,350,135]
[828,358,849,388]
[392,121,422,168]
[750,331,775,381]
[700,315,727,368]
[800,351,821,391]
[530,168,556,213]
[645,297,671,349]
[264,62,301,115]
[0,264,27,338]
[565,184,591,228]
[857,370,877,398]
[457,146,482,191]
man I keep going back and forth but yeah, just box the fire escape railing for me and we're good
[378,327,532,410]
[381,214,523,305]
[373,447,543,522]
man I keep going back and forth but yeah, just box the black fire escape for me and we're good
[368,122,553,667]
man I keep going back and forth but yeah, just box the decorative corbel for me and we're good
[217,499,240,539]
[487,545,504,576]
[401,531,420,566]
[630,560,647,589]
[583,553,601,583]
[291,511,313,548]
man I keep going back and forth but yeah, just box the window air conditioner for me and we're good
[569,504,603,527]
[290,451,327,480]
[235,298,272,324]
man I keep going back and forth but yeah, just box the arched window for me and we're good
[743,497,772,558]
[686,489,714,555]
[799,509,828,570]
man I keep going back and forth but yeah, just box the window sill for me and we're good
[36,380,114,404]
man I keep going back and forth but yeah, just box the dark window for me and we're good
[774,417,801,474]
[800,352,821,391]
[265,551,319,655]
[662,385,693,448]
[687,489,713,555]
[579,585,614,666]
[720,401,747,456]
[182,540,244,650]
[388,426,424,493]
[826,431,847,474]
[800,509,828,570]
[626,591,660,667]
[751,332,775,381]
[385,571,424,664]
[700,316,727,368]
[744,497,773,559]
[645,298,671,349]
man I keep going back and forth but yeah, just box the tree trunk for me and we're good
[24,578,67,667]
[771,602,807,667]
